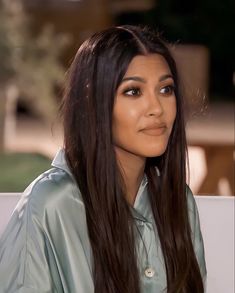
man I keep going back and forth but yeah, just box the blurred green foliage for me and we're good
[0,0,70,122]
[0,152,51,192]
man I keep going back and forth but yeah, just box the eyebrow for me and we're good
[121,76,146,83]
[121,74,174,84]
[159,74,174,82]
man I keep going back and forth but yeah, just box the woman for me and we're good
[0,25,206,293]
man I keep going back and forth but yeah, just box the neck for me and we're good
[115,147,146,206]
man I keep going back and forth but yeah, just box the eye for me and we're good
[160,85,175,95]
[123,87,141,97]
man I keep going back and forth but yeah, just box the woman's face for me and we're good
[112,54,177,159]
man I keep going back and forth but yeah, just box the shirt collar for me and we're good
[131,176,153,223]
[51,148,73,177]
[51,148,153,223]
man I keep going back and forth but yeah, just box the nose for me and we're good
[145,92,163,117]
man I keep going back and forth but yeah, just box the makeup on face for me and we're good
[112,53,177,160]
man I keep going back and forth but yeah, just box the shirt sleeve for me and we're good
[0,182,59,293]
[186,186,207,291]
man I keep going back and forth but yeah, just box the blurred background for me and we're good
[0,0,234,195]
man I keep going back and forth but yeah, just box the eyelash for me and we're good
[123,87,141,97]
[122,85,175,97]
[159,85,175,95]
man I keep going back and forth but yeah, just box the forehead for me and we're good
[124,54,171,77]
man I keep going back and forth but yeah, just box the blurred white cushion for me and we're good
[195,196,234,293]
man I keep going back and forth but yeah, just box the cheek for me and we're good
[112,112,143,153]
[170,105,177,127]
[158,98,177,141]
[112,112,133,144]
[165,98,177,126]
[112,102,142,134]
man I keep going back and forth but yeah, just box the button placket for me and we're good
[139,222,157,280]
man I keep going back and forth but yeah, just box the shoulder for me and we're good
[0,165,90,292]
[185,185,203,244]
[186,185,197,214]
[27,167,76,202]
[185,185,200,230]
[15,167,85,229]
[185,186,207,282]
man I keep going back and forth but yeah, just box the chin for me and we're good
[145,151,166,158]
[143,144,168,158]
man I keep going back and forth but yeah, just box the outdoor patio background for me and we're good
[0,0,234,196]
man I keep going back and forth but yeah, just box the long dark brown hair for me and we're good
[62,25,204,293]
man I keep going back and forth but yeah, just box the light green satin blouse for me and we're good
[0,149,206,293]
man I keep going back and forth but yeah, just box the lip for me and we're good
[141,124,167,136]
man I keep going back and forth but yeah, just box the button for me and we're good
[144,267,155,278]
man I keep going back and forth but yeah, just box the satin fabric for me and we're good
[0,149,206,293]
